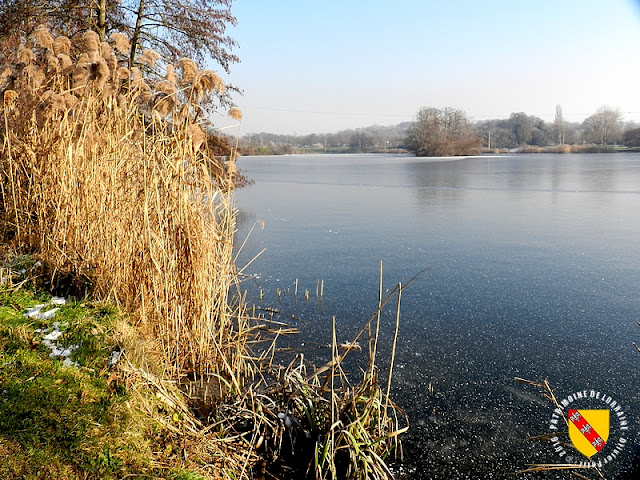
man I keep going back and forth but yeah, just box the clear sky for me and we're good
[213,0,640,136]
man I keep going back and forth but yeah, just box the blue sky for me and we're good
[214,0,640,135]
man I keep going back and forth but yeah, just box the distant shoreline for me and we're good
[239,145,639,157]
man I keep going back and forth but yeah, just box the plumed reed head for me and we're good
[116,67,130,80]
[37,91,67,119]
[178,58,197,84]
[139,49,161,67]
[101,42,116,62]
[188,124,207,152]
[77,53,91,69]
[24,64,46,89]
[131,67,143,84]
[45,51,60,75]
[141,89,153,102]
[90,58,110,90]
[131,68,151,93]
[62,93,78,109]
[227,107,242,120]
[71,65,89,90]
[225,160,238,177]
[109,33,131,55]
[53,36,71,56]
[3,89,19,110]
[103,82,119,98]
[165,64,177,85]
[153,92,175,117]
[0,68,15,91]
[58,53,73,71]
[178,103,191,122]
[155,80,177,95]
[191,70,224,101]
[83,31,101,54]
[17,46,35,65]
[34,25,54,51]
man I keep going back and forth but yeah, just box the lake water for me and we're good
[233,153,640,479]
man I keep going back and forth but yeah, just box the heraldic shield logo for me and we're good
[568,409,610,458]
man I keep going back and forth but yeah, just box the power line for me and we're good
[239,105,640,120]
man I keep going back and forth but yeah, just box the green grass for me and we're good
[0,284,208,479]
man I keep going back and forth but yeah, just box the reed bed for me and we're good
[215,275,413,480]
[0,29,243,380]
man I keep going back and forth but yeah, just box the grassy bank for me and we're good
[0,277,184,478]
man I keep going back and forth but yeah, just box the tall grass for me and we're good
[0,29,245,380]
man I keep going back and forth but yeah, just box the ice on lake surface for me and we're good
[234,153,640,479]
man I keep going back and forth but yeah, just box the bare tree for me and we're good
[554,104,567,145]
[122,0,238,73]
[407,107,482,157]
[583,106,623,145]
[0,0,238,75]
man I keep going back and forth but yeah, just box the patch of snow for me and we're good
[108,349,121,368]
[26,297,79,367]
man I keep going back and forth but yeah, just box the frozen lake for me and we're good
[233,153,640,479]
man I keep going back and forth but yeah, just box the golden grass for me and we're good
[0,28,243,382]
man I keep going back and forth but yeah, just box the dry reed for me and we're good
[0,28,244,382]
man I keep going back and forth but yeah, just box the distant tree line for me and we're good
[238,123,412,155]
[474,105,631,151]
[238,105,640,156]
